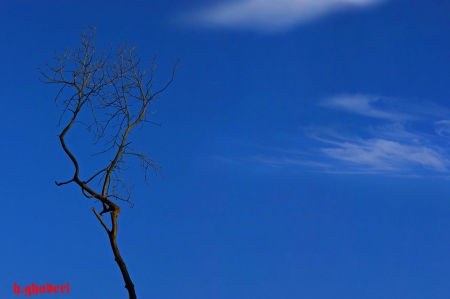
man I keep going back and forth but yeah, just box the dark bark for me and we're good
[93,207,136,299]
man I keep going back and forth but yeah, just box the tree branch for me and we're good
[55,179,74,186]
[92,207,110,233]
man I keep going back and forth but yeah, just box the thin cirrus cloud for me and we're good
[312,95,450,174]
[321,94,450,121]
[321,94,412,121]
[315,134,449,173]
[243,94,450,175]
[184,0,387,32]
[435,120,450,137]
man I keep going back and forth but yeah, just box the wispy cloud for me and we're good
[318,136,449,172]
[183,0,386,33]
[321,95,411,121]
[229,94,450,176]
[435,120,450,137]
[321,94,450,122]
[248,155,329,168]
[311,95,450,174]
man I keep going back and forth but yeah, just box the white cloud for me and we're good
[322,94,450,121]
[320,137,448,172]
[311,96,450,173]
[236,94,450,175]
[240,133,450,173]
[321,94,411,121]
[368,122,423,141]
[435,120,450,137]
[248,155,329,167]
[184,0,386,32]
[215,94,450,175]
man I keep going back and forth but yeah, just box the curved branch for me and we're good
[85,167,108,184]
[82,187,95,198]
[150,59,178,100]
[55,179,74,186]
[92,207,110,233]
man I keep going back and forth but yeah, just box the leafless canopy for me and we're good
[40,27,177,206]
[39,28,177,299]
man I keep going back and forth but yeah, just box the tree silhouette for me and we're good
[40,28,177,299]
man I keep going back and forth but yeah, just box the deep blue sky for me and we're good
[2,0,450,298]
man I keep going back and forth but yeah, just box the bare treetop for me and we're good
[40,27,177,208]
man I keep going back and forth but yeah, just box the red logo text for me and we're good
[13,282,70,296]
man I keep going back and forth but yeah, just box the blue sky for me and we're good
[2,0,450,298]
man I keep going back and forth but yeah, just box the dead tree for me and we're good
[39,28,177,299]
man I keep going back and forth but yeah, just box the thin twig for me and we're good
[92,207,110,233]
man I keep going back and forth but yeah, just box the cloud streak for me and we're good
[234,94,450,176]
[184,0,386,33]
[311,95,450,174]
[321,94,450,122]
[319,137,448,172]
[435,120,450,137]
[321,95,411,121]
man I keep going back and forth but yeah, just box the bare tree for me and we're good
[40,28,177,299]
